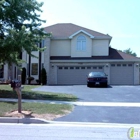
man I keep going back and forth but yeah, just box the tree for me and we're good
[123,48,137,57]
[0,0,51,66]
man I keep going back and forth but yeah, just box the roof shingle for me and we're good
[50,48,140,61]
[44,23,111,39]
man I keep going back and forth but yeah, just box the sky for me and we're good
[37,0,140,57]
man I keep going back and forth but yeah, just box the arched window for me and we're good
[77,36,86,51]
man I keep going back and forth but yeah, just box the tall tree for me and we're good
[0,0,51,66]
[123,48,137,57]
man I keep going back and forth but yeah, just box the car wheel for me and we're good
[104,83,108,87]
[87,83,91,87]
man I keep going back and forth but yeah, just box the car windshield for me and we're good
[89,72,106,77]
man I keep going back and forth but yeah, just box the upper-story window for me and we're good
[77,36,86,51]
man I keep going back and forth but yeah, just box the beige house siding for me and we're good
[50,40,71,56]
[71,33,92,57]
[92,39,109,56]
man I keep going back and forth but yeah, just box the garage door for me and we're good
[110,63,134,85]
[57,66,104,85]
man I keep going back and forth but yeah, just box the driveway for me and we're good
[33,85,140,102]
[33,85,140,123]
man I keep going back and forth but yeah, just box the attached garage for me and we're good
[110,63,134,85]
[57,66,104,85]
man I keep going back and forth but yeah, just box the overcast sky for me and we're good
[37,0,140,57]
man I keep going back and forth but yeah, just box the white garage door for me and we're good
[57,66,104,85]
[110,63,134,85]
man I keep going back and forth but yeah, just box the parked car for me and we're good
[87,72,108,87]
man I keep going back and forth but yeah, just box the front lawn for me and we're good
[0,101,74,120]
[0,85,78,101]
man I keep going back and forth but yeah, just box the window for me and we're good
[75,67,79,69]
[58,67,63,69]
[111,64,115,67]
[117,64,121,66]
[128,64,132,67]
[123,64,127,67]
[87,67,91,69]
[98,66,103,69]
[70,67,74,69]
[77,36,86,51]
[64,67,68,69]
[0,65,4,78]
[81,67,85,69]
[31,63,38,75]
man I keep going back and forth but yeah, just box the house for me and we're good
[1,23,140,85]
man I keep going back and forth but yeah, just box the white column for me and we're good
[44,38,51,85]
[4,64,8,80]
[134,63,140,85]
[22,50,27,69]
[49,65,57,84]
[104,63,110,85]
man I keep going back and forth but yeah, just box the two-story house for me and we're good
[1,23,140,85]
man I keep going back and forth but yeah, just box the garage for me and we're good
[57,66,104,85]
[110,63,134,85]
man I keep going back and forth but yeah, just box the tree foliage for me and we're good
[123,48,137,57]
[0,0,51,66]
[119,48,137,57]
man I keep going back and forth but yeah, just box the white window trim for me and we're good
[69,30,94,39]
[76,35,86,51]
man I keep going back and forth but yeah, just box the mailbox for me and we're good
[11,80,21,89]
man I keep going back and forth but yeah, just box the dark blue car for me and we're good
[87,72,108,87]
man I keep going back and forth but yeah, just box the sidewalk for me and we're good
[1,98,140,107]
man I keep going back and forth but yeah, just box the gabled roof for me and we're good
[44,23,112,39]
[50,48,140,61]
[69,30,94,39]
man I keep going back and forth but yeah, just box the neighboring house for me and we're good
[1,23,140,85]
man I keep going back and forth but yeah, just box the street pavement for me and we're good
[0,123,139,140]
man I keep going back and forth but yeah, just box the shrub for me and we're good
[41,68,47,85]
[27,77,34,84]
[21,67,26,84]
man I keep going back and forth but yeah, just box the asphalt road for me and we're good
[0,123,137,140]
[33,85,140,102]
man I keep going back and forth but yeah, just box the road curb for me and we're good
[0,117,50,124]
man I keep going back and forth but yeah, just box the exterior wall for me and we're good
[92,39,109,56]
[50,40,71,56]
[134,63,140,85]
[71,33,92,57]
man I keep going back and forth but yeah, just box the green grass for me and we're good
[0,101,73,116]
[0,85,78,101]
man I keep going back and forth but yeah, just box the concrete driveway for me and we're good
[33,85,140,102]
